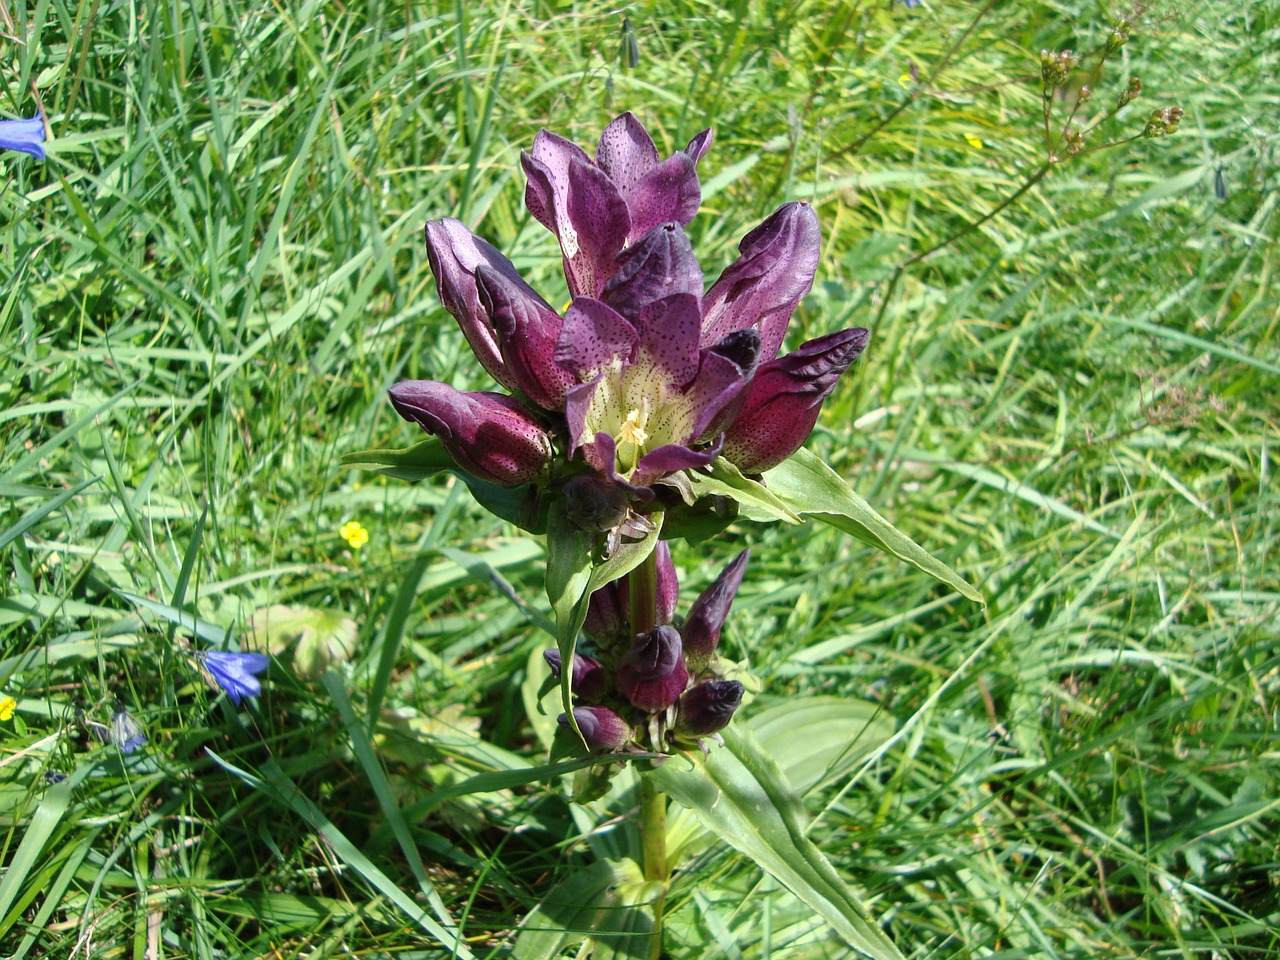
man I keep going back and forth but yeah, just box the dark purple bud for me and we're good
[618,625,689,712]
[424,219,532,392]
[475,265,574,410]
[388,381,553,486]
[560,706,632,752]
[562,474,630,532]
[721,328,869,473]
[674,680,744,736]
[543,649,609,700]
[683,549,750,674]
[701,202,822,362]
[602,222,703,321]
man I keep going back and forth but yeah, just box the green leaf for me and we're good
[763,449,982,603]
[545,509,595,724]
[513,858,660,960]
[687,458,802,524]
[751,696,895,796]
[650,727,906,960]
[341,438,454,481]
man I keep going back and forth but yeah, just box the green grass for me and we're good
[2,0,1277,957]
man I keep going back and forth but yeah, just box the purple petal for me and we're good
[625,153,701,240]
[557,298,637,379]
[687,330,761,441]
[633,293,702,389]
[475,265,574,410]
[602,222,703,321]
[388,381,553,486]
[564,379,602,454]
[0,114,46,160]
[561,156,632,297]
[721,328,869,473]
[522,131,594,233]
[632,434,723,487]
[701,202,821,361]
[595,112,660,194]
[424,219,523,391]
[684,128,714,166]
[682,549,750,672]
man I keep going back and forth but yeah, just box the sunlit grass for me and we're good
[1,1,1276,957]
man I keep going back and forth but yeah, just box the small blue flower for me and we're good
[110,702,147,754]
[196,651,271,705]
[0,114,46,160]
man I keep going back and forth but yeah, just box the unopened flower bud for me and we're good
[1040,49,1078,87]
[544,649,608,700]
[1107,18,1133,52]
[683,549,749,674]
[1143,106,1184,139]
[1118,76,1143,108]
[617,625,689,712]
[559,706,631,751]
[675,680,744,737]
[584,542,679,647]
[1064,128,1085,156]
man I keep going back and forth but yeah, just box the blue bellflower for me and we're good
[197,651,271,705]
[110,702,147,754]
[0,114,46,160]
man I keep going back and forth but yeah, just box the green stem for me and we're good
[629,548,666,958]
[640,774,669,960]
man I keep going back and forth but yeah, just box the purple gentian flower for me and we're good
[197,651,271,705]
[0,114,46,160]
[391,115,868,515]
[523,112,712,298]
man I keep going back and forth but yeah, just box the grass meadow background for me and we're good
[2,0,1278,957]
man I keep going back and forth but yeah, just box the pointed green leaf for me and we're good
[764,449,982,603]
[687,458,802,524]
[513,859,659,960]
[751,696,895,796]
[650,727,906,960]
[341,438,454,481]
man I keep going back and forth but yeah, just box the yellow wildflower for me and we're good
[966,135,985,149]
[898,74,913,89]
[0,697,16,721]
[339,520,370,550]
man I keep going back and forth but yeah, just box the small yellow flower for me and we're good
[898,74,913,89]
[966,135,985,149]
[339,520,370,550]
[0,697,16,721]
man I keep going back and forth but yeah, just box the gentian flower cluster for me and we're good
[389,113,868,537]
[546,543,751,752]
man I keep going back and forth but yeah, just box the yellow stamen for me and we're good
[617,409,649,447]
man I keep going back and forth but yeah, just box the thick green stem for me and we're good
[640,774,668,960]
[630,549,667,959]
